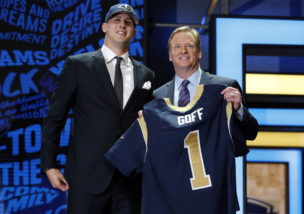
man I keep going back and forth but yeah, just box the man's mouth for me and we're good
[117,31,126,35]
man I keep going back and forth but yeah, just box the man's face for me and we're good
[169,31,201,72]
[102,13,136,46]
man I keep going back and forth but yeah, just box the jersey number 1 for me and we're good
[184,130,212,190]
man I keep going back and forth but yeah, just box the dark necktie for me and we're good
[178,79,190,107]
[114,57,123,109]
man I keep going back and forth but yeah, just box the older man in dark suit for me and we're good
[40,3,154,214]
[153,26,258,141]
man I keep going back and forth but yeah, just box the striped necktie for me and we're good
[178,79,190,107]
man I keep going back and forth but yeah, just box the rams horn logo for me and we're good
[118,4,133,11]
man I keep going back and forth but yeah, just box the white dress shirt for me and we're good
[101,45,134,108]
[174,68,202,106]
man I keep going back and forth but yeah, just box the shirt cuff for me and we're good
[234,103,244,121]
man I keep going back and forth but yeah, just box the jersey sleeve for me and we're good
[105,116,148,177]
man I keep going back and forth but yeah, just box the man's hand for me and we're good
[46,168,69,192]
[221,86,242,111]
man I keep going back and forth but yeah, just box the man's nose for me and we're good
[119,21,126,28]
[181,46,188,53]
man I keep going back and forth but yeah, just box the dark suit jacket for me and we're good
[153,71,258,142]
[40,50,154,194]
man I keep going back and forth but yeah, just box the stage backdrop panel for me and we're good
[0,0,145,213]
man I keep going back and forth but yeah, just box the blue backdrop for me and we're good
[0,0,144,213]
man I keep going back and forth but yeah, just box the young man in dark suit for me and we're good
[40,3,154,214]
[153,26,258,141]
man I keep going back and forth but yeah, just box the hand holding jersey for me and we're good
[221,86,242,111]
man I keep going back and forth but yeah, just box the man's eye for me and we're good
[174,45,181,49]
[125,21,132,25]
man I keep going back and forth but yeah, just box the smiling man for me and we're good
[153,26,258,141]
[40,3,154,214]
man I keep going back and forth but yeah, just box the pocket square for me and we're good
[142,81,151,90]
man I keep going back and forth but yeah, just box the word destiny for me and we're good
[177,108,203,125]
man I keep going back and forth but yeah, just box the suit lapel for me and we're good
[131,58,142,90]
[157,76,175,103]
[92,50,121,108]
[199,71,213,84]
[167,78,175,103]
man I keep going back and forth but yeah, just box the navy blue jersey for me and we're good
[105,84,247,214]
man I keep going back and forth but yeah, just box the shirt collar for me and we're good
[175,67,202,89]
[101,45,130,63]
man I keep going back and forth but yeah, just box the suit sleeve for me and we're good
[226,102,248,157]
[230,114,249,157]
[105,117,147,177]
[231,79,259,141]
[40,56,77,171]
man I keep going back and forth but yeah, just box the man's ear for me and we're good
[197,47,202,59]
[101,23,107,33]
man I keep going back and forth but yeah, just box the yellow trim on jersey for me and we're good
[184,130,212,190]
[225,102,234,149]
[247,131,304,147]
[164,85,205,112]
[137,116,148,145]
[226,102,232,129]
[246,73,304,95]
